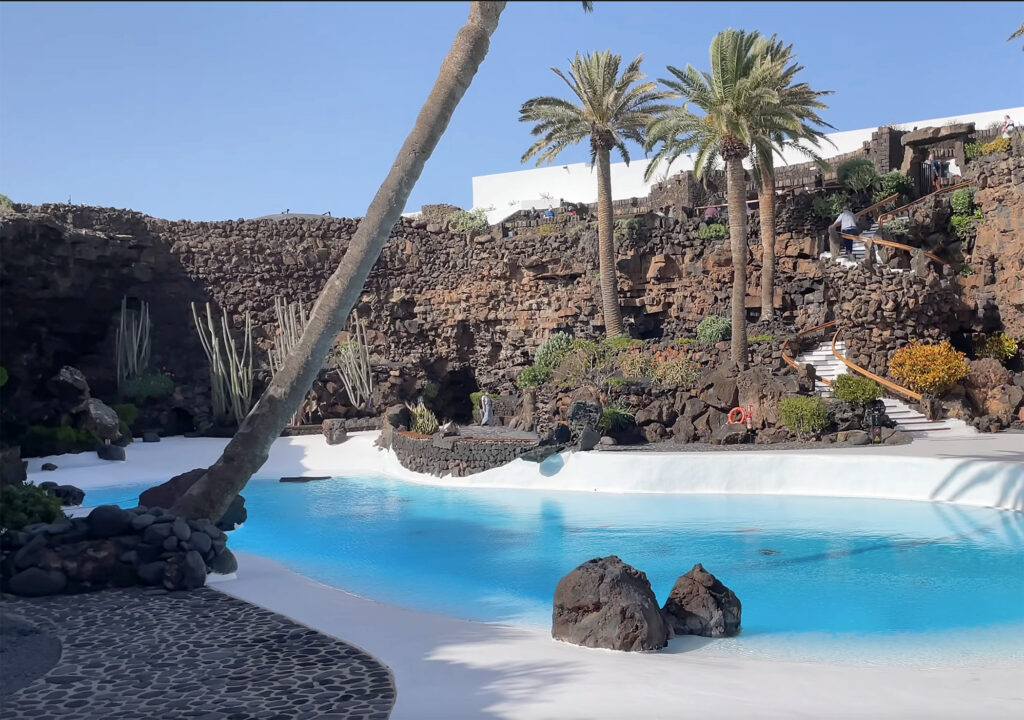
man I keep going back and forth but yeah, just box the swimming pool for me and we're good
[85,475,1024,663]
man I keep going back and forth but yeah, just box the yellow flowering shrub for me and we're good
[889,341,971,395]
[975,332,1019,362]
[981,137,1010,155]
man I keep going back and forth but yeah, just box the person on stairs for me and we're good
[832,205,859,257]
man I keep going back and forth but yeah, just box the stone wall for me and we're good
[387,430,537,477]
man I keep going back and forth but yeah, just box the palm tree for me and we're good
[750,36,833,320]
[519,51,673,337]
[170,2,509,521]
[1009,21,1024,51]
[645,28,801,365]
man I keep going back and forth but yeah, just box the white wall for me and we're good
[472,106,1024,224]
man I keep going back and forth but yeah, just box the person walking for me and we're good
[1002,114,1016,139]
[832,205,860,257]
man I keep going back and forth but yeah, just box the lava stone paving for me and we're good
[0,587,395,719]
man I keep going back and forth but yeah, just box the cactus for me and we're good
[269,297,313,425]
[332,310,374,411]
[115,296,151,391]
[191,302,254,426]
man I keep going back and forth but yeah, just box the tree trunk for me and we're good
[171,1,507,522]
[595,146,624,337]
[726,156,749,367]
[757,164,776,320]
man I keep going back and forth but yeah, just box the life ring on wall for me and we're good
[727,406,752,426]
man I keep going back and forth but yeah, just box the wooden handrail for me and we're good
[780,321,838,383]
[877,179,974,229]
[830,328,922,402]
[856,193,899,218]
[839,232,949,265]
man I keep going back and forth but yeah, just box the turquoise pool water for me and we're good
[84,476,1024,661]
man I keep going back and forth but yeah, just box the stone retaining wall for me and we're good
[388,430,537,477]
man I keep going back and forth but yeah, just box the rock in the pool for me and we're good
[552,555,669,651]
[661,563,741,638]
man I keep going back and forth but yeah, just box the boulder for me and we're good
[210,548,238,575]
[51,484,85,506]
[577,427,600,452]
[736,366,801,429]
[97,445,126,462]
[137,561,166,585]
[699,363,740,411]
[662,563,742,638]
[216,497,247,532]
[7,567,67,596]
[77,399,121,442]
[139,469,246,530]
[41,463,58,472]
[87,505,132,538]
[519,445,563,463]
[142,432,161,443]
[384,404,411,431]
[543,423,572,445]
[567,401,602,437]
[322,419,348,445]
[552,555,669,652]
[710,423,748,445]
[182,550,207,590]
[47,366,90,408]
[837,429,870,445]
[1,446,27,487]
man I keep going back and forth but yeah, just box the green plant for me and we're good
[837,158,878,193]
[882,216,910,235]
[516,365,551,388]
[949,214,973,240]
[975,332,1019,362]
[555,339,614,387]
[697,223,728,240]
[696,315,732,344]
[603,334,642,352]
[118,372,174,401]
[981,137,1010,155]
[618,348,655,380]
[535,332,575,370]
[779,396,828,437]
[115,296,151,392]
[873,171,914,204]
[675,337,696,346]
[958,263,976,277]
[812,192,848,221]
[0,484,64,531]
[890,341,971,395]
[269,296,314,424]
[831,374,883,406]
[749,333,775,342]
[598,401,635,432]
[964,141,983,160]
[407,403,440,435]
[0,193,13,215]
[112,403,139,428]
[445,208,490,233]
[423,381,440,401]
[614,218,642,243]
[653,355,699,389]
[0,365,7,388]
[950,187,975,215]
[191,302,254,425]
[605,377,629,388]
[19,425,98,458]
[332,310,374,412]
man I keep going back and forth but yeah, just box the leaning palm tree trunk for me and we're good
[757,164,776,320]
[172,1,507,521]
[726,157,749,366]
[595,145,624,337]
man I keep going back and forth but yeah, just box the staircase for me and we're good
[820,222,883,268]
[792,340,977,437]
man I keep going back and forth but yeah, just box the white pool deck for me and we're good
[31,432,1024,719]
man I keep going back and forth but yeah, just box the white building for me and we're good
[471,106,1022,225]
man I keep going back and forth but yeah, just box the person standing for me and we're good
[1002,114,1016,139]
[479,392,494,426]
[832,205,860,257]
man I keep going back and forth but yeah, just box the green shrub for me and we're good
[950,187,975,215]
[873,171,913,204]
[112,403,139,427]
[444,208,489,233]
[555,340,614,388]
[535,332,574,370]
[613,218,642,243]
[964,141,983,160]
[696,315,731,344]
[837,158,878,193]
[516,365,551,388]
[949,214,973,240]
[0,365,7,388]
[409,404,439,435]
[882,216,910,235]
[698,223,728,240]
[0,484,64,531]
[812,192,848,221]
[975,332,1018,362]
[603,334,643,352]
[958,264,976,277]
[749,333,775,343]
[675,337,696,346]
[20,425,98,458]
[598,401,635,432]
[831,374,883,406]
[119,372,174,401]
[981,137,1010,155]
[0,193,12,215]
[890,341,971,395]
[422,381,440,400]
[605,377,629,388]
[653,355,699,389]
[779,396,828,437]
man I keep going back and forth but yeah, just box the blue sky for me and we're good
[2,1,1022,220]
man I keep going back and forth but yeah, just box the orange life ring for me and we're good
[727,407,747,425]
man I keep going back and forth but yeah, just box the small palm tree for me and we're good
[645,29,805,364]
[1009,21,1024,51]
[519,51,673,337]
[750,36,833,320]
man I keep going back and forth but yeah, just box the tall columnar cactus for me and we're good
[115,296,151,390]
[332,310,374,411]
[269,297,312,425]
[191,302,254,426]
